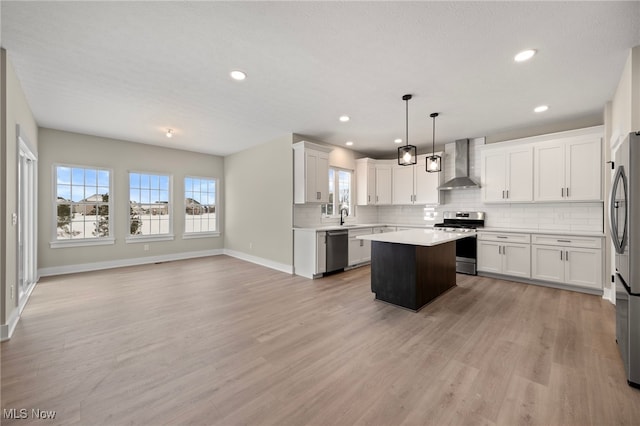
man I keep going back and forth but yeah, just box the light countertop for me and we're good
[293,223,434,232]
[478,227,605,238]
[356,228,472,247]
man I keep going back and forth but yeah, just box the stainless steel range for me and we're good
[433,211,485,275]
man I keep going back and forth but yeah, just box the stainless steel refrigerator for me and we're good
[610,131,640,388]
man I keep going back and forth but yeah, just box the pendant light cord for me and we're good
[432,115,435,155]
[405,98,409,148]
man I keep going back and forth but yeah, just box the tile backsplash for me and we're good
[294,137,604,233]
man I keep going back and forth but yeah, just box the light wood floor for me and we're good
[2,256,640,425]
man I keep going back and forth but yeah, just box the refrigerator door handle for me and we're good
[609,166,628,254]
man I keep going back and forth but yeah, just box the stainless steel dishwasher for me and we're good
[326,229,349,272]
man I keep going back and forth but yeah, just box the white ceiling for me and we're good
[2,1,639,157]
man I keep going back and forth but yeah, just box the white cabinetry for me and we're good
[481,147,533,203]
[294,229,327,279]
[534,137,601,202]
[477,232,531,278]
[293,141,332,204]
[531,234,603,290]
[392,154,442,205]
[356,159,393,205]
[348,228,373,266]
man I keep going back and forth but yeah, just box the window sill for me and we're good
[182,232,221,239]
[126,234,175,244]
[50,237,116,249]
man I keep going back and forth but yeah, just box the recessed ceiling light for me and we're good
[346,141,354,146]
[514,49,537,62]
[394,138,402,144]
[534,105,549,113]
[339,115,350,122]
[166,129,173,138]
[230,70,247,81]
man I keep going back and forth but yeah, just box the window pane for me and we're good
[130,173,140,188]
[57,185,71,201]
[129,172,171,236]
[140,174,150,189]
[184,177,216,233]
[71,168,84,185]
[85,169,97,186]
[57,167,71,185]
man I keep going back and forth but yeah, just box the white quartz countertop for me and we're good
[356,228,473,247]
[478,227,605,238]
[293,223,435,232]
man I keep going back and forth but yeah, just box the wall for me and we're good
[37,128,224,274]
[224,134,293,271]
[1,49,38,335]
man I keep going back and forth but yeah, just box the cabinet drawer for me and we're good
[531,234,602,249]
[478,232,530,244]
[348,227,373,237]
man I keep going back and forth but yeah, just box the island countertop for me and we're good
[357,228,473,247]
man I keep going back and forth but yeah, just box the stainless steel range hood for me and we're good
[438,139,480,190]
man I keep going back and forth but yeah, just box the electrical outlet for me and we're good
[10,286,14,299]
[144,244,149,251]
[12,213,17,225]
[249,242,253,250]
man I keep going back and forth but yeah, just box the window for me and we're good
[128,172,172,240]
[53,165,113,246]
[322,167,353,217]
[184,177,218,236]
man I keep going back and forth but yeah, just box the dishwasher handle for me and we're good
[327,230,349,236]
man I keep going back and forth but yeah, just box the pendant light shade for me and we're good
[398,94,417,166]
[426,112,442,173]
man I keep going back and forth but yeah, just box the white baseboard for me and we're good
[223,249,293,274]
[603,287,615,304]
[38,249,224,277]
[1,280,38,341]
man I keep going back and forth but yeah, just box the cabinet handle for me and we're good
[506,190,509,199]
[368,195,370,202]
[317,191,321,200]
[502,190,505,199]
[560,251,563,261]
[557,239,571,243]
[360,240,364,247]
[497,236,508,239]
[498,246,502,255]
[566,251,569,261]
[566,187,570,197]
[561,188,565,197]
[376,195,379,202]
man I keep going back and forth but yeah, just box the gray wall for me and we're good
[37,128,224,271]
[1,49,38,327]
[224,134,293,268]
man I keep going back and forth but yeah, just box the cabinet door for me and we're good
[506,147,533,202]
[415,159,440,205]
[565,138,601,201]
[565,248,602,289]
[392,165,415,205]
[534,143,565,201]
[375,166,392,205]
[477,241,503,273]
[361,239,372,263]
[481,150,507,202]
[348,237,361,266]
[316,151,330,203]
[367,165,376,205]
[304,151,319,203]
[531,245,564,283]
[503,243,531,278]
[316,232,326,274]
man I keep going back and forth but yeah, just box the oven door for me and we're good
[455,235,477,275]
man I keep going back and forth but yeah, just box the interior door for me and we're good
[17,133,37,300]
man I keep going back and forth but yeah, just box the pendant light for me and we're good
[426,112,442,173]
[398,94,417,166]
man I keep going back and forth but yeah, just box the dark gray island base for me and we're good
[370,240,457,311]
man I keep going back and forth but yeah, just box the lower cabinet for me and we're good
[477,233,531,278]
[293,229,327,279]
[348,228,372,266]
[531,234,603,290]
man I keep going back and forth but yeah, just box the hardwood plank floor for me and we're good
[2,255,639,425]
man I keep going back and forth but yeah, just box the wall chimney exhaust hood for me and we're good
[438,139,480,190]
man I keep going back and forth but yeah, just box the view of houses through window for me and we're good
[185,177,217,233]
[129,172,171,236]
[55,165,111,240]
[322,167,352,217]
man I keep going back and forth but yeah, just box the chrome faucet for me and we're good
[340,207,349,225]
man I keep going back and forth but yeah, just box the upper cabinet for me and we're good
[293,141,332,204]
[481,146,533,203]
[356,159,393,205]
[392,154,442,205]
[534,136,602,202]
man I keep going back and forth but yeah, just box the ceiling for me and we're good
[2,2,639,157]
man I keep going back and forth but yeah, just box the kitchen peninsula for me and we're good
[358,229,471,311]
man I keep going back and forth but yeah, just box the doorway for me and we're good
[17,125,37,301]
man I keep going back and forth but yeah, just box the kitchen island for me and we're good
[357,229,472,311]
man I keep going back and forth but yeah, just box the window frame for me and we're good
[126,171,174,243]
[183,176,220,239]
[322,166,354,219]
[50,163,115,248]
